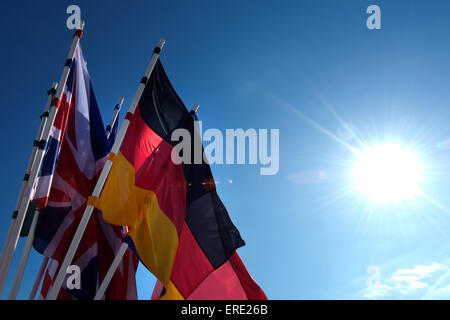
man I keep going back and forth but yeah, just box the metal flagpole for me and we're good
[47,38,166,300]
[106,97,124,139]
[0,82,58,278]
[28,256,48,300]
[94,103,199,300]
[8,209,40,299]
[94,242,128,300]
[0,22,85,295]
[8,96,125,300]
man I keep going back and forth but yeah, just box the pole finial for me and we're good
[192,104,200,113]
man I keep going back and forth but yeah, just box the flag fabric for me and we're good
[33,44,138,300]
[39,235,138,300]
[95,59,266,299]
[151,251,267,300]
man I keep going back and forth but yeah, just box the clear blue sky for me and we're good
[2,0,450,299]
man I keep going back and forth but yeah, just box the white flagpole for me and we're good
[0,22,85,295]
[106,97,124,140]
[94,103,199,300]
[93,242,128,300]
[28,256,48,300]
[47,38,166,300]
[8,209,40,299]
[8,96,125,300]
[0,82,58,279]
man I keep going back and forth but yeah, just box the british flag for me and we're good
[32,44,138,299]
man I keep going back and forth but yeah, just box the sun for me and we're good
[353,143,423,203]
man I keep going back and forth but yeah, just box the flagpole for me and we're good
[47,38,166,300]
[106,97,124,140]
[93,242,128,300]
[8,209,40,299]
[28,256,48,300]
[0,22,85,295]
[0,81,58,278]
[94,103,199,300]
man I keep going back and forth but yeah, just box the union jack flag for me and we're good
[32,44,137,299]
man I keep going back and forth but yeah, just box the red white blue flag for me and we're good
[32,44,138,300]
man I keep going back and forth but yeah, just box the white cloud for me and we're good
[395,263,443,276]
[429,285,450,298]
[362,262,450,299]
[363,284,393,299]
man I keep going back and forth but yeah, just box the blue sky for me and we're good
[2,0,450,299]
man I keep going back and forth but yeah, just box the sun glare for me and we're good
[353,144,423,203]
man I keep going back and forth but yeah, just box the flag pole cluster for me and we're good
[0,80,57,294]
[0,21,86,295]
[46,38,167,300]
[4,81,58,300]
[1,24,266,300]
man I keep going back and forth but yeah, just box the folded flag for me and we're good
[96,59,265,299]
[106,103,121,147]
[33,44,137,299]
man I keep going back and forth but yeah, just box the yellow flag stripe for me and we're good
[98,151,179,285]
[159,281,184,300]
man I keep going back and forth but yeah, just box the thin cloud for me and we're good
[288,170,327,184]
[362,262,450,299]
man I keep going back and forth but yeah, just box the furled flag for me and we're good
[106,103,121,147]
[95,59,266,299]
[32,44,137,300]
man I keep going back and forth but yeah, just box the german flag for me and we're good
[96,59,266,299]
